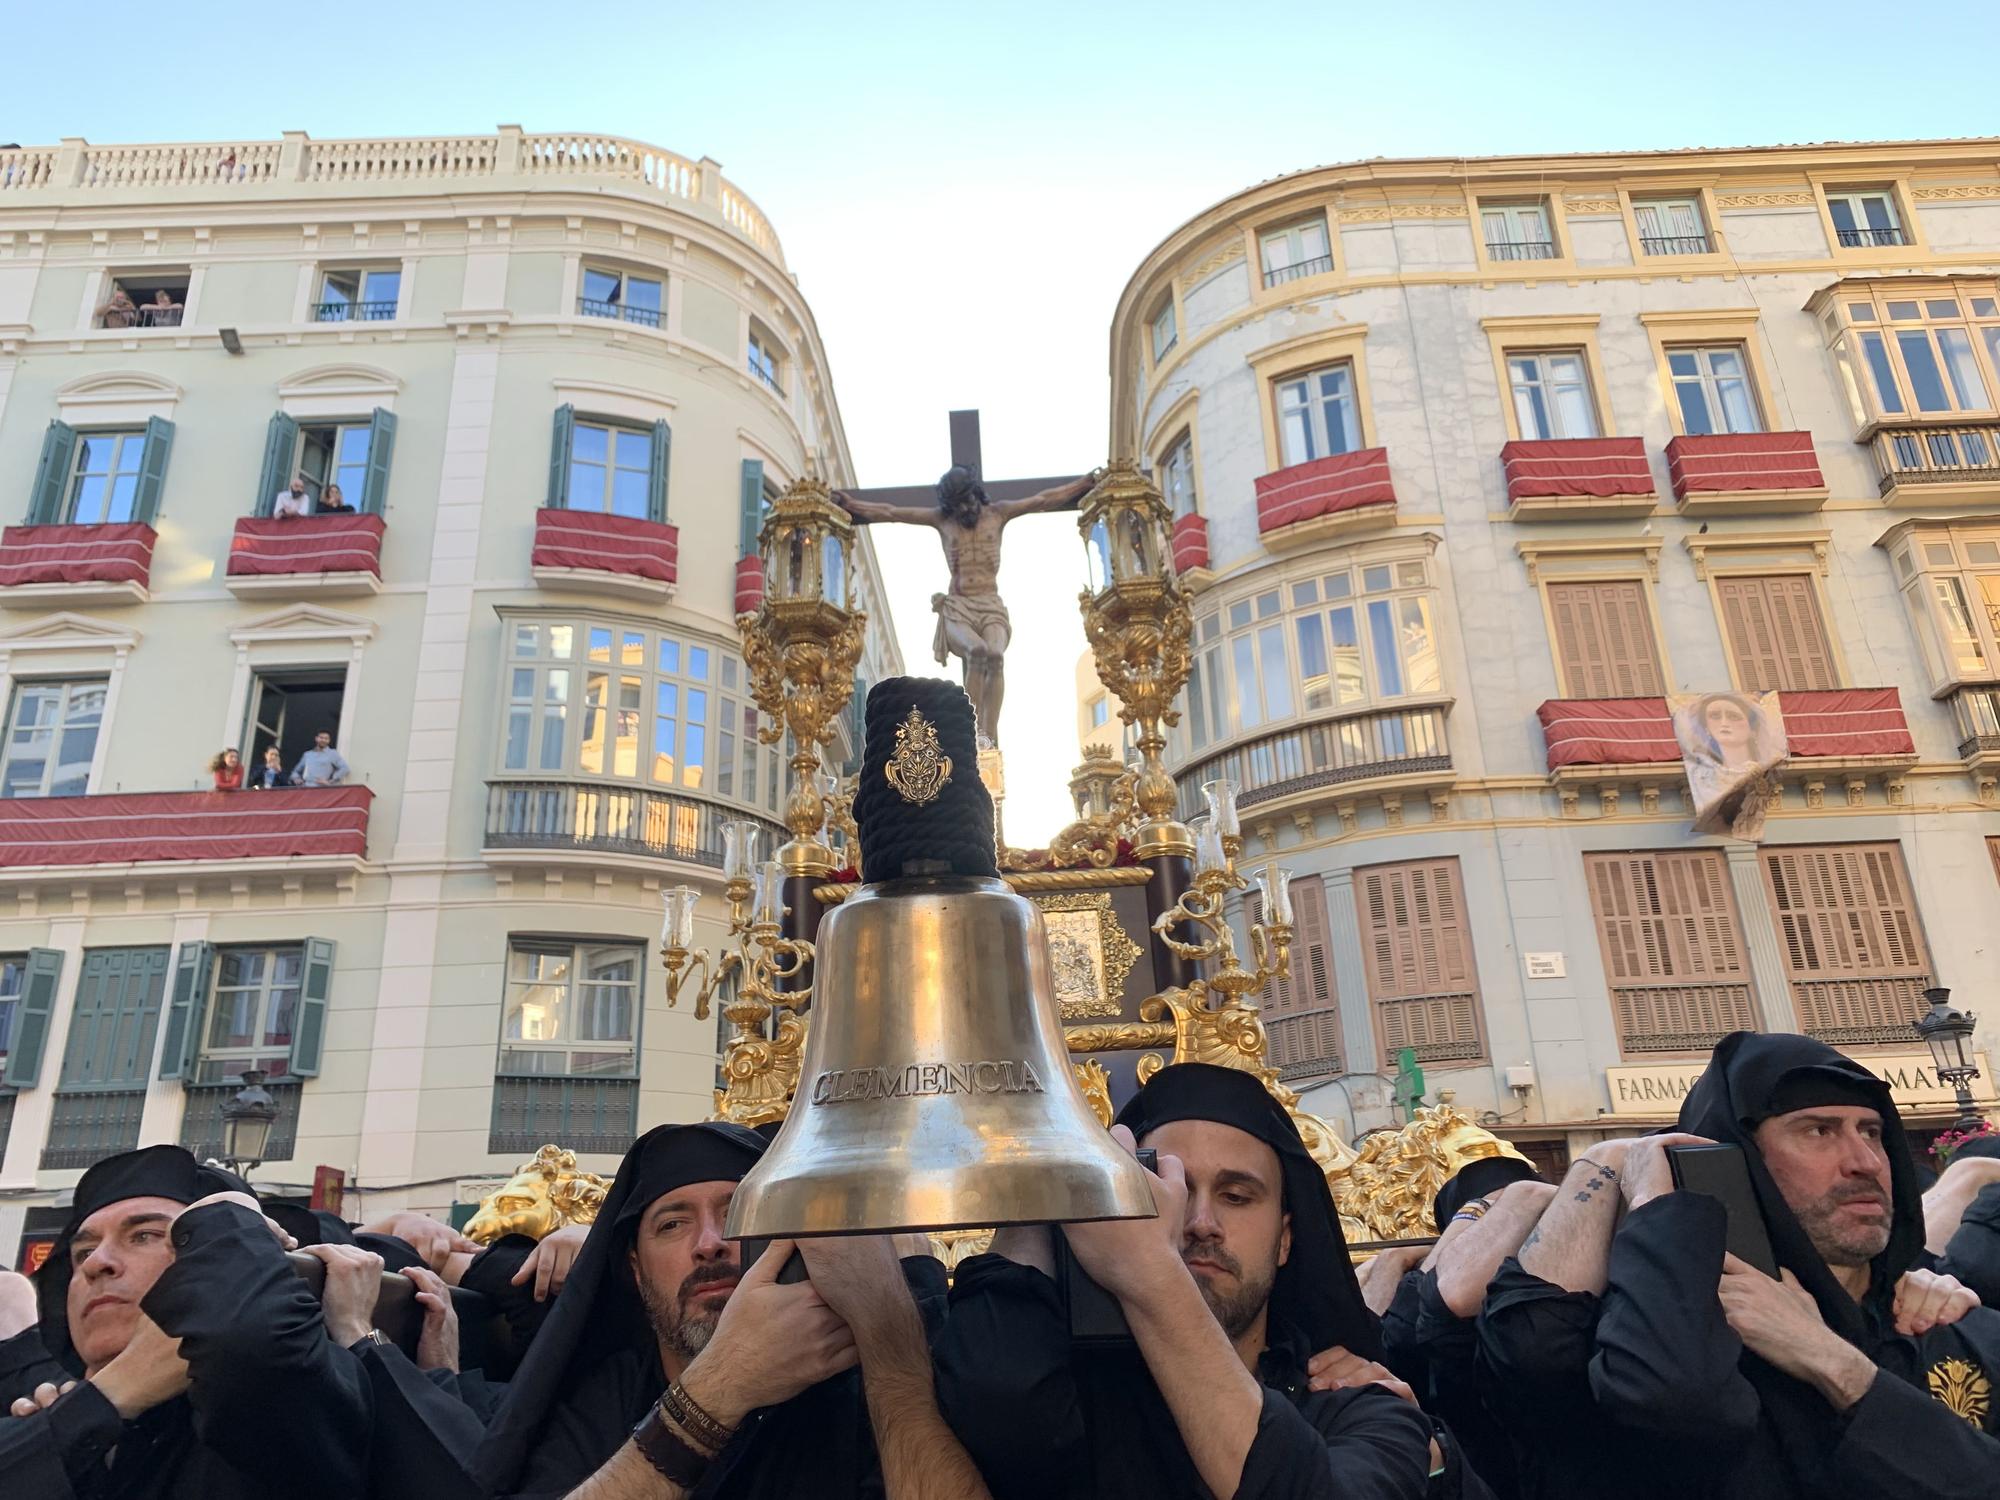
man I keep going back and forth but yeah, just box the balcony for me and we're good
[0,786,372,871]
[43,1089,146,1169]
[1837,227,1908,249]
[1536,688,1918,812]
[1263,255,1334,288]
[1665,431,1828,514]
[1170,513,1211,577]
[1795,975,1931,1046]
[1501,437,1658,520]
[531,508,678,602]
[311,301,397,322]
[484,779,784,872]
[0,522,155,607]
[490,1076,638,1155]
[1486,240,1557,262]
[1614,982,1759,1055]
[1950,685,2000,793]
[180,1080,302,1162]
[1380,992,1483,1064]
[226,514,385,599]
[1873,423,2000,506]
[577,296,662,328]
[1639,235,1712,257]
[1255,450,1396,547]
[1176,703,1452,820]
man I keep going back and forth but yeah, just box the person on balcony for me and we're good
[143,289,182,328]
[209,748,244,791]
[96,286,138,329]
[272,474,314,519]
[316,483,356,516]
[249,746,286,790]
[290,731,349,787]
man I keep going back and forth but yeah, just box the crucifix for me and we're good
[835,409,1095,749]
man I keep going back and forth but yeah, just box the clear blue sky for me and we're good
[11,0,1997,836]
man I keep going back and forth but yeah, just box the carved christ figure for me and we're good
[835,466,1094,747]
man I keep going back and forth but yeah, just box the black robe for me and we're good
[937,1253,1433,1500]
[0,1201,371,1500]
[1937,1179,2000,1308]
[1382,1269,1519,1500]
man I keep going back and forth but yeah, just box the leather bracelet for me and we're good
[662,1379,735,1454]
[632,1401,712,1487]
[1450,1197,1493,1224]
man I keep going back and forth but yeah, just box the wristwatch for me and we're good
[348,1329,391,1350]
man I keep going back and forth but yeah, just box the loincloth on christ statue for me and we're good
[931,590,1011,666]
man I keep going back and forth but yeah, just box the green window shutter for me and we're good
[289,938,335,1078]
[27,420,78,525]
[132,416,175,526]
[648,419,672,523]
[157,941,215,1081]
[255,411,299,517]
[738,458,764,557]
[547,404,575,509]
[849,675,867,770]
[2,949,63,1089]
[361,407,397,515]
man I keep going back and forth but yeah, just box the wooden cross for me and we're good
[841,408,1083,509]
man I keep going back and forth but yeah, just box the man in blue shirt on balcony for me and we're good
[290,731,349,787]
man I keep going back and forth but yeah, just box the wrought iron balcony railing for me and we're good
[577,296,663,328]
[1613,982,1760,1054]
[1836,226,1908,248]
[312,300,398,322]
[1175,704,1450,819]
[1873,423,2000,491]
[484,778,784,869]
[1262,254,1335,288]
[1486,240,1557,261]
[1951,685,2000,759]
[1639,234,1712,256]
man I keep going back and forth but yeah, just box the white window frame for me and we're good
[498,615,783,814]
[0,676,108,799]
[1481,202,1555,260]
[578,265,664,328]
[1667,343,1763,435]
[295,420,374,508]
[1826,189,1906,249]
[747,323,784,394]
[1259,216,1332,287]
[497,939,642,1080]
[0,954,22,1064]
[314,266,402,323]
[1161,432,1198,518]
[567,420,655,518]
[1150,300,1178,362]
[1277,362,1361,466]
[1180,552,1444,755]
[197,945,304,1085]
[1632,197,1709,256]
[1889,526,2000,692]
[1507,350,1599,440]
[64,429,148,525]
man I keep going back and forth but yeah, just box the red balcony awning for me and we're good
[734,554,766,615]
[1665,431,1825,502]
[1537,689,1915,772]
[1170,513,1210,573]
[532,508,678,585]
[0,786,372,867]
[1255,449,1395,535]
[227,514,385,577]
[1501,437,1653,501]
[0,522,155,588]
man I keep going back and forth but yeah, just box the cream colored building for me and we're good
[1073,649,1122,758]
[1111,139,2000,1170]
[0,129,901,1259]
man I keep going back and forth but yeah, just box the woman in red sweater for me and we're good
[209,747,245,791]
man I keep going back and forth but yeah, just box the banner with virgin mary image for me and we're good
[1670,690,1788,840]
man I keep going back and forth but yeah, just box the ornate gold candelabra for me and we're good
[1077,460,1193,860]
[660,827,818,1127]
[740,475,867,880]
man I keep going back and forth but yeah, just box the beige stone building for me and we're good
[1110,139,2000,1172]
[0,129,901,1261]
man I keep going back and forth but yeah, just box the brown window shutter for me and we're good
[1717,574,1837,691]
[1255,877,1340,1081]
[1585,851,1758,1053]
[1355,858,1484,1064]
[1548,580,1664,697]
[1758,843,1933,1043]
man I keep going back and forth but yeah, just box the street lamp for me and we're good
[1915,987,1985,1132]
[220,1069,280,1176]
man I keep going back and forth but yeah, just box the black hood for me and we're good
[472,1121,765,1493]
[33,1145,250,1373]
[1676,1031,1922,1339]
[1115,1062,1381,1360]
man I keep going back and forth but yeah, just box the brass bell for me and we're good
[725,873,1158,1237]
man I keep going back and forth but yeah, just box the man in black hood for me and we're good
[1582,1031,2000,1496]
[466,1119,969,1500]
[937,1062,1433,1499]
[0,1144,370,1499]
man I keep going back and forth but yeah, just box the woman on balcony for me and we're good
[316,483,356,515]
[209,747,245,791]
[249,747,286,790]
